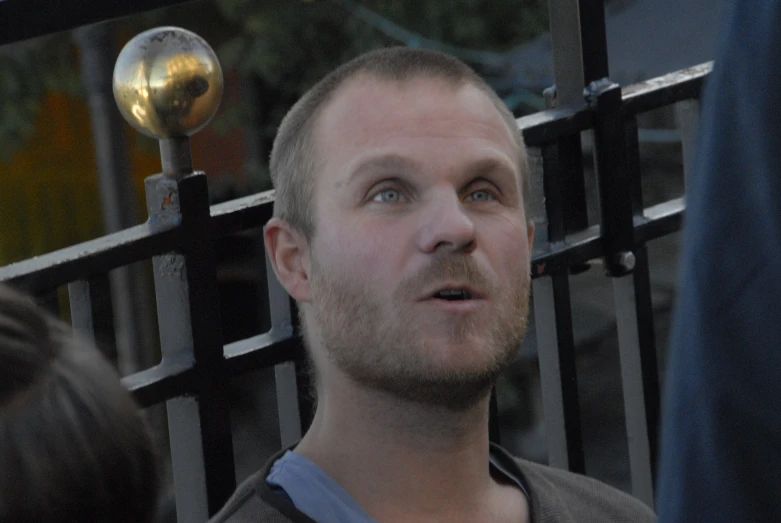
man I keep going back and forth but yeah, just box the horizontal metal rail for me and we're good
[108,194,680,409]
[0,188,683,296]
[210,190,275,236]
[0,193,681,412]
[0,3,705,514]
[622,62,712,116]
[519,62,712,147]
[0,62,693,421]
[0,224,180,293]
[531,197,684,278]
[0,61,703,293]
[0,190,275,293]
[122,329,302,408]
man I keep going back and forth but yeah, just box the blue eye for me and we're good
[373,189,404,203]
[466,190,495,202]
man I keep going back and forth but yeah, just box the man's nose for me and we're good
[416,192,477,254]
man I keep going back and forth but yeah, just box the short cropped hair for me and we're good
[269,46,531,239]
[0,284,160,523]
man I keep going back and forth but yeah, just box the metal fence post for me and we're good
[114,27,234,520]
[266,246,303,447]
[74,23,159,376]
[564,0,660,505]
[529,0,597,475]
[0,42,709,515]
[547,0,590,232]
[676,100,700,190]
[529,137,586,473]
[588,80,658,508]
[68,275,118,364]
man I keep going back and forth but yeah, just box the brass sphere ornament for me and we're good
[113,27,223,139]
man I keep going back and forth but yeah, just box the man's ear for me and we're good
[264,218,312,303]
[527,221,535,249]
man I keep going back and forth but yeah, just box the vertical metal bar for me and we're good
[68,275,118,365]
[542,136,589,236]
[265,243,302,447]
[253,235,272,333]
[577,0,610,82]
[74,23,139,234]
[576,0,611,233]
[147,179,207,522]
[295,352,315,435]
[37,289,61,318]
[589,81,657,504]
[489,388,501,445]
[160,138,194,178]
[74,24,155,376]
[625,117,644,214]
[546,0,585,106]
[528,143,585,473]
[561,137,589,234]
[68,280,98,343]
[545,0,589,232]
[275,362,302,447]
[109,265,159,373]
[242,74,272,191]
[177,171,236,515]
[625,116,661,502]
[533,276,585,472]
[146,137,235,520]
[613,274,655,508]
[266,250,293,335]
[676,100,700,190]
[629,247,660,475]
[588,83,634,274]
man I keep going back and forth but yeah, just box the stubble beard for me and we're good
[309,254,530,412]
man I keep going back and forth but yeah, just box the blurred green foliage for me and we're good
[210,0,548,126]
[209,0,550,190]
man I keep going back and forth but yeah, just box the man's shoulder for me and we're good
[208,470,311,523]
[212,446,655,523]
[207,471,272,523]
[516,457,656,523]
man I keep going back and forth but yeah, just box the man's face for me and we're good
[304,75,533,411]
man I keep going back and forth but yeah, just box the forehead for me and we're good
[311,74,520,172]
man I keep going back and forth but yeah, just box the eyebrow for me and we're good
[344,153,520,188]
[462,157,519,184]
[345,154,420,186]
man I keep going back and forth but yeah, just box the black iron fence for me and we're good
[0,0,707,519]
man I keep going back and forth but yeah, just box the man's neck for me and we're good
[293,377,528,522]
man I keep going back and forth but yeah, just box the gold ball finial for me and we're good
[113,27,223,139]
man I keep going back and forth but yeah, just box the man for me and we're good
[212,47,655,522]
[656,2,781,522]
[0,283,160,523]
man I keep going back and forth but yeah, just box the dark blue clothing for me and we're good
[656,2,781,522]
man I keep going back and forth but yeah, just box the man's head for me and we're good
[270,46,531,239]
[265,47,534,412]
[0,284,160,523]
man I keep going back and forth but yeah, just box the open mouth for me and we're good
[432,289,473,301]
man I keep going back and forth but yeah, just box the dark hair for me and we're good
[269,46,531,239]
[0,283,160,523]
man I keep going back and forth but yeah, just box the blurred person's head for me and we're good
[0,283,160,523]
